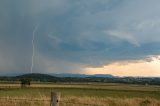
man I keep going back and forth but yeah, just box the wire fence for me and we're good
[0,97,50,101]
[61,100,104,106]
[0,97,104,106]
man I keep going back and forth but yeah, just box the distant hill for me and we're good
[53,73,113,78]
[0,73,114,82]
[1,73,160,85]
[90,74,113,78]
[14,73,60,82]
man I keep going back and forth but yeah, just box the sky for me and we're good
[0,0,160,76]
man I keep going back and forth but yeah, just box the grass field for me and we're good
[0,83,160,106]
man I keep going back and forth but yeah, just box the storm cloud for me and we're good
[0,0,160,75]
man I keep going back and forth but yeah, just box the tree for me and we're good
[20,78,31,88]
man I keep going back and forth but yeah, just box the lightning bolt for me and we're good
[30,25,39,73]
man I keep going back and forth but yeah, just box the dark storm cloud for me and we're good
[0,0,160,75]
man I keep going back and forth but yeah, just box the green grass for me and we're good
[0,87,160,99]
[1,84,160,106]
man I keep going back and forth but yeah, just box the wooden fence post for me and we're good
[50,92,61,106]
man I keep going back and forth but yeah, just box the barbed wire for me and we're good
[61,100,104,106]
[0,97,50,101]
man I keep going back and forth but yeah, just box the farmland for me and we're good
[0,83,160,106]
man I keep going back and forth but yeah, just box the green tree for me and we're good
[20,78,31,88]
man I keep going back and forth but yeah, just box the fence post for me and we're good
[50,92,61,106]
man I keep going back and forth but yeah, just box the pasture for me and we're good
[0,83,160,106]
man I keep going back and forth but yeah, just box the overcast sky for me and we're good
[0,0,160,76]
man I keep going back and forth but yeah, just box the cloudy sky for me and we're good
[0,0,160,76]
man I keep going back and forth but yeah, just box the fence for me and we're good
[0,92,103,106]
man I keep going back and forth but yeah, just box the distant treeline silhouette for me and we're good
[0,73,160,85]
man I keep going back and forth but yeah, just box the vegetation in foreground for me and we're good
[0,83,160,106]
[0,96,160,106]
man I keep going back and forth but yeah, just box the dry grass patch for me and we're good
[61,96,160,106]
[0,96,160,106]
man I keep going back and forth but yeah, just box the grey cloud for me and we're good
[0,0,160,74]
